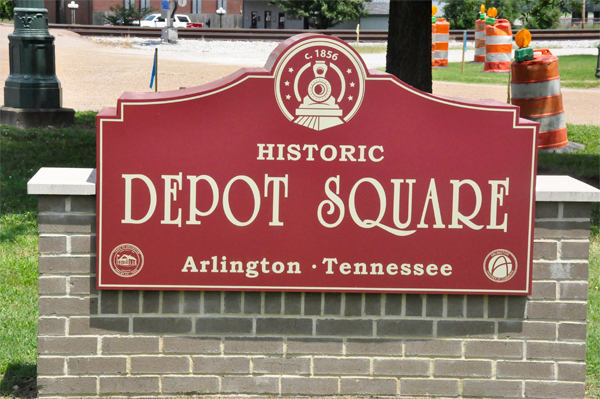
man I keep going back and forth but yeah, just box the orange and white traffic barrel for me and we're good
[434,18,449,67]
[431,21,436,69]
[484,19,512,72]
[474,18,486,63]
[511,49,568,149]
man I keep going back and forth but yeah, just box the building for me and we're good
[44,0,243,27]
[43,0,444,28]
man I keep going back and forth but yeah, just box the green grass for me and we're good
[0,213,38,398]
[0,116,599,397]
[431,55,600,89]
[0,123,96,215]
[538,124,600,185]
[0,113,97,398]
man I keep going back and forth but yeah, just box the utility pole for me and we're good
[161,0,178,43]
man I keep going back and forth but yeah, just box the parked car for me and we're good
[140,13,193,28]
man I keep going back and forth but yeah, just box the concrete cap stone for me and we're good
[536,176,600,203]
[28,167,96,195]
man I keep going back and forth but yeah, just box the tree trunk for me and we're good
[386,0,432,93]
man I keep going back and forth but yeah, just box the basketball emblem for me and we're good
[483,249,517,283]
[110,244,144,278]
[274,37,366,131]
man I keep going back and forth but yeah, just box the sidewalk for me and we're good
[433,82,600,126]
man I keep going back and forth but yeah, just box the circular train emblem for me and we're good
[483,249,517,283]
[110,243,144,278]
[274,37,367,131]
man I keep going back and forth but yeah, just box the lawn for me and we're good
[0,114,96,398]
[0,117,599,398]
[431,55,600,89]
[538,124,600,185]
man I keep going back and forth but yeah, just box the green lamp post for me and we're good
[1,0,74,128]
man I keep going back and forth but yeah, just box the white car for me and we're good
[140,13,192,28]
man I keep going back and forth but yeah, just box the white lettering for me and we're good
[223,175,261,226]
[287,144,301,161]
[161,173,183,227]
[287,262,301,274]
[340,262,351,274]
[413,263,424,276]
[487,178,509,232]
[303,144,318,161]
[449,179,483,230]
[318,176,345,228]
[368,145,384,162]
[391,179,415,229]
[417,179,445,228]
[426,263,438,276]
[276,144,285,160]
[386,263,398,275]
[186,175,219,225]
[320,145,337,161]
[264,174,289,226]
[348,178,416,236]
[323,257,337,274]
[257,143,274,160]
[182,256,198,272]
[358,145,367,162]
[260,258,270,273]
[246,261,259,278]
[339,145,356,161]
[272,261,285,273]
[441,264,453,276]
[122,174,157,224]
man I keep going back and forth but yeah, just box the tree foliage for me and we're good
[441,0,522,29]
[441,0,480,29]
[521,0,600,28]
[521,1,563,28]
[269,0,367,29]
[0,0,15,20]
[103,4,153,26]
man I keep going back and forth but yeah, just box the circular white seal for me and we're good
[273,37,367,131]
[483,249,518,283]
[109,244,144,278]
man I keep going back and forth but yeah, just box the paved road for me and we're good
[0,23,598,125]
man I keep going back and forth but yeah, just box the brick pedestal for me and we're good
[29,169,600,398]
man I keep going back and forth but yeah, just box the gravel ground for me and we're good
[86,35,600,67]
[0,22,598,125]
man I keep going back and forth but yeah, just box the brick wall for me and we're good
[36,195,591,398]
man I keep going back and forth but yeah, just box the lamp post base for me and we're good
[0,106,75,129]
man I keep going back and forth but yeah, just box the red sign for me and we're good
[97,34,538,294]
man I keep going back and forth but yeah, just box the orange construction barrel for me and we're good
[511,49,568,149]
[484,19,512,72]
[434,18,449,67]
[431,22,436,69]
[474,18,486,63]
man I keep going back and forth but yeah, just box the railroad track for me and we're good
[48,24,600,42]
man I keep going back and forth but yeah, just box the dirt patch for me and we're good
[0,23,243,111]
[0,363,36,399]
